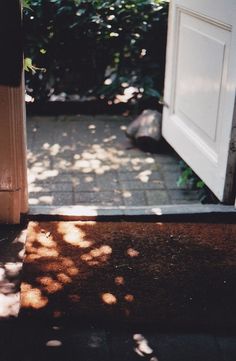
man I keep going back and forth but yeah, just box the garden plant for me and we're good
[23,0,168,105]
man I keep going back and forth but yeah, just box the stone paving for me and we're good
[27,115,200,207]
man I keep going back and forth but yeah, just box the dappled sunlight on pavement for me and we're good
[27,115,200,207]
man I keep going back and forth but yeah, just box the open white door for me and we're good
[162,0,236,203]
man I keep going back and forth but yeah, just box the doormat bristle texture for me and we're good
[20,221,236,329]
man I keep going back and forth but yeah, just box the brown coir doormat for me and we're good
[20,221,236,329]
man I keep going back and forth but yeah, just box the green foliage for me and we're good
[23,0,32,10]
[23,0,169,102]
[178,161,205,189]
[178,161,218,204]
[24,57,46,74]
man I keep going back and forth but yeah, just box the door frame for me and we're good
[0,82,28,223]
[223,96,236,203]
[1,1,236,223]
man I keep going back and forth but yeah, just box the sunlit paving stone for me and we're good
[29,195,53,206]
[27,115,200,206]
[29,192,74,206]
[123,190,147,206]
[28,183,73,193]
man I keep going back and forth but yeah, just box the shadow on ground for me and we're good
[0,318,236,361]
[20,221,236,331]
[0,222,236,360]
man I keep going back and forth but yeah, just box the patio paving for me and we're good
[27,115,200,207]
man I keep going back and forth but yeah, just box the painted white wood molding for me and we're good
[162,0,236,203]
[0,84,28,223]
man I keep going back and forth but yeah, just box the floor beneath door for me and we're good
[27,115,200,207]
[0,221,236,361]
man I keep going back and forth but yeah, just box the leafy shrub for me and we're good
[23,0,169,103]
[178,161,219,204]
[177,161,205,190]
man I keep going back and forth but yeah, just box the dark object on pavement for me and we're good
[126,110,162,151]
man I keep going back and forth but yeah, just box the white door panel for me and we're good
[162,0,236,202]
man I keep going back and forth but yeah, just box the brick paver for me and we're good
[27,115,200,207]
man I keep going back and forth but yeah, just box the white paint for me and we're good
[162,0,236,202]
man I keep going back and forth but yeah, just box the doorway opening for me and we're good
[23,0,224,211]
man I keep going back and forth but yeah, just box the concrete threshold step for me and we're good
[28,204,236,222]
